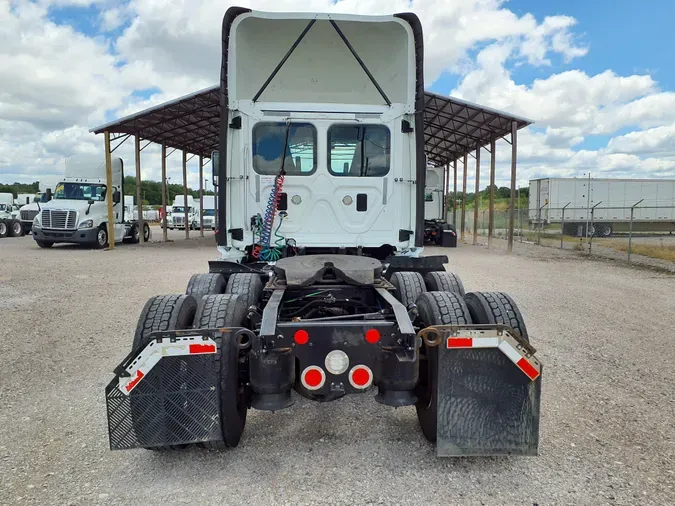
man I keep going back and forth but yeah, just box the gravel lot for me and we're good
[1,232,674,506]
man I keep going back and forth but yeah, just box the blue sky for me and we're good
[3,0,675,186]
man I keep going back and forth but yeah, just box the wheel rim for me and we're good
[0,223,6,235]
[13,222,21,234]
[98,229,107,246]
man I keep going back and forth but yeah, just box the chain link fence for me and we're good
[449,205,675,268]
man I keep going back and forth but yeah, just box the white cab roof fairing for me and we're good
[63,155,123,185]
[227,10,416,110]
[426,167,444,189]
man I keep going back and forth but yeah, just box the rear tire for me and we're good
[193,294,249,449]
[9,220,24,237]
[464,292,529,341]
[390,271,426,307]
[225,273,263,310]
[414,291,472,442]
[0,220,7,238]
[131,294,198,451]
[186,273,225,298]
[423,271,465,296]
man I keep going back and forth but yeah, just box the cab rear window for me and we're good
[252,122,317,175]
[328,125,390,177]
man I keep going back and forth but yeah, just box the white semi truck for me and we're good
[171,194,200,230]
[423,166,456,245]
[31,155,150,248]
[201,195,216,230]
[530,177,675,236]
[103,7,542,459]
[17,183,56,234]
[0,192,24,238]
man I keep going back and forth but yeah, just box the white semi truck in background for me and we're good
[201,195,216,230]
[31,155,150,248]
[0,192,24,238]
[171,194,201,230]
[17,183,56,234]
[423,166,456,245]
[530,177,675,236]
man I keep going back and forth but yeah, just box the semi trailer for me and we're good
[31,155,150,248]
[104,7,541,457]
[530,177,675,236]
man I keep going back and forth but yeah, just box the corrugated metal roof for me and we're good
[91,86,532,164]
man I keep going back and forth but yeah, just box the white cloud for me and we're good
[0,0,673,190]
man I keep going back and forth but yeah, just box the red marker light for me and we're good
[294,329,309,345]
[301,366,325,390]
[365,329,380,344]
[349,365,373,389]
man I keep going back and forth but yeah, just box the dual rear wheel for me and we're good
[391,270,529,443]
[131,272,263,451]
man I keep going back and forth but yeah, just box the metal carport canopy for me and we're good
[90,85,532,165]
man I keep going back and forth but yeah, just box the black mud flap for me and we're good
[434,328,542,457]
[105,331,229,450]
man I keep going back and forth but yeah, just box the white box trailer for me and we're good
[529,177,675,236]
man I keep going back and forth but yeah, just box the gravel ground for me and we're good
[1,233,674,506]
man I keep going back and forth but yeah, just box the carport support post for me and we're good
[473,148,480,245]
[488,139,496,249]
[199,155,204,237]
[461,154,468,241]
[161,144,168,242]
[442,163,449,222]
[183,151,189,240]
[134,136,145,244]
[508,121,518,253]
[452,159,457,227]
[104,131,115,250]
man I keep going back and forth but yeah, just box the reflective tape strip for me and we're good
[447,337,500,348]
[446,334,540,381]
[498,340,522,363]
[118,336,217,395]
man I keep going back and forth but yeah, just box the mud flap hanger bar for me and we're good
[418,324,541,381]
[252,18,391,106]
[112,328,253,380]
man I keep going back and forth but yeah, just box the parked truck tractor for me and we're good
[31,155,150,249]
[171,195,201,230]
[103,7,541,458]
[0,192,24,238]
[18,186,54,235]
[423,166,456,245]
[201,195,216,230]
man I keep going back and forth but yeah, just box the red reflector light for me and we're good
[349,365,373,389]
[447,337,472,348]
[294,329,309,345]
[301,366,325,390]
[517,357,540,380]
[125,370,144,393]
[365,329,380,344]
[189,343,217,354]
